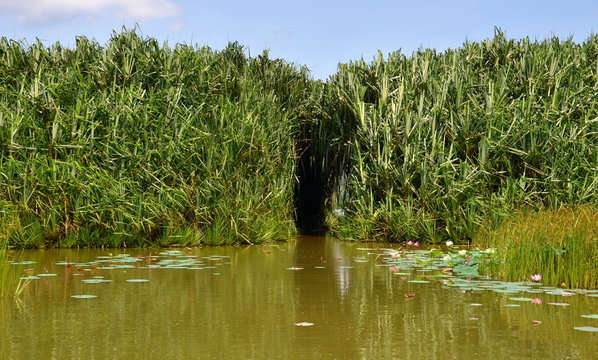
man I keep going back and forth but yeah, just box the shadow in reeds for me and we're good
[294,144,327,235]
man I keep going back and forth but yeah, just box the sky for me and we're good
[0,0,596,79]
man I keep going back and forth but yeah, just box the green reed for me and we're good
[323,30,598,244]
[476,206,597,289]
[0,29,314,247]
[1,28,596,248]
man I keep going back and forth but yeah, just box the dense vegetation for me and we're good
[0,30,315,247]
[478,206,597,288]
[0,29,596,248]
[324,31,598,243]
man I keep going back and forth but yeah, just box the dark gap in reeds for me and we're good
[294,137,327,235]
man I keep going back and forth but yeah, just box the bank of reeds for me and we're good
[0,29,315,247]
[1,29,597,249]
[476,206,597,289]
[324,30,598,244]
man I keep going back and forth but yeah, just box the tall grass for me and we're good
[1,28,596,248]
[476,206,598,289]
[323,30,598,243]
[0,29,314,247]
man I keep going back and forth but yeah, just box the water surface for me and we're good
[1,236,596,359]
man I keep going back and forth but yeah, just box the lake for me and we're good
[1,236,596,359]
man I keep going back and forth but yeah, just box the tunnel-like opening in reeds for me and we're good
[294,139,328,235]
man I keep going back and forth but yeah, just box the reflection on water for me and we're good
[1,236,596,359]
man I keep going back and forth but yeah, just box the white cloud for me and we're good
[0,0,180,24]
[167,21,186,32]
[271,26,293,46]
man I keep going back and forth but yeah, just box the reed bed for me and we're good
[1,29,596,250]
[0,29,314,247]
[323,30,598,244]
[476,206,598,289]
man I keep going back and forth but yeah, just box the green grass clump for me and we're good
[323,30,598,244]
[476,206,598,289]
[0,29,315,247]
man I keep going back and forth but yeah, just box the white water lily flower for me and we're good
[483,248,496,254]
[458,250,467,256]
[446,241,454,246]
[442,254,451,261]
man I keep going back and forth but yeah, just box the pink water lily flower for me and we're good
[407,241,414,246]
[530,274,542,282]
[413,242,420,247]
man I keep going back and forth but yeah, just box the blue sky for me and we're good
[0,0,596,79]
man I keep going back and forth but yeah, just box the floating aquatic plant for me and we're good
[530,274,542,282]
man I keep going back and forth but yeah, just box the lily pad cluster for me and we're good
[372,247,598,299]
[10,250,231,301]
[356,246,598,333]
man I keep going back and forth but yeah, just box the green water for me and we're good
[1,236,596,359]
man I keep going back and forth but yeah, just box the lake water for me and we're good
[1,236,596,359]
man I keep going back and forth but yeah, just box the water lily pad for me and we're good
[503,304,521,307]
[545,290,573,296]
[573,326,598,332]
[338,266,354,269]
[493,289,521,294]
[19,276,40,280]
[547,302,570,306]
[408,280,431,284]
[509,297,534,302]
[37,273,58,277]
[581,314,598,319]
[82,279,112,284]
[71,295,97,299]
[126,279,150,283]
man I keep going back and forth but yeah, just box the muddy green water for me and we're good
[1,236,597,359]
